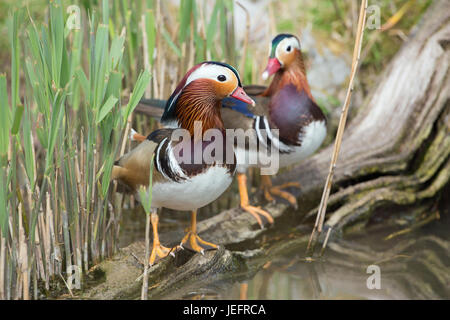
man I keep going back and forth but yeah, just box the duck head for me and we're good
[162,61,254,135]
[262,34,302,80]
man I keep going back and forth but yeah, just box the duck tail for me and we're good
[111,165,124,180]
[134,98,166,119]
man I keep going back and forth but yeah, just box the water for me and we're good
[119,205,449,300]
[222,221,450,300]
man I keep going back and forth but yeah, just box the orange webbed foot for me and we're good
[179,210,218,254]
[261,176,301,209]
[241,204,274,228]
[149,243,175,266]
[180,231,218,254]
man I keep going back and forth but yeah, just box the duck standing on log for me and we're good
[112,62,255,265]
[133,34,327,228]
[220,33,327,227]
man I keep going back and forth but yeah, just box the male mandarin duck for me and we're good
[220,34,327,226]
[113,61,254,265]
[133,34,327,228]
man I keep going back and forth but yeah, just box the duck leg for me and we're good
[180,210,218,254]
[149,212,173,266]
[261,175,300,209]
[238,173,274,228]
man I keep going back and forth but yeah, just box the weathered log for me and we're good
[81,1,449,299]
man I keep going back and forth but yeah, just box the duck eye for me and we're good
[217,75,227,82]
[286,45,292,52]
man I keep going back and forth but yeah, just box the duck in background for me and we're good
[133,34,327,228]
[113,62,254,265]
[220,33,327,226]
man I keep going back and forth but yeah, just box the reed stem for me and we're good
[307,0,368,255]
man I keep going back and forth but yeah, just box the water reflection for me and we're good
[223,220,449,300]
[120,206,449,300]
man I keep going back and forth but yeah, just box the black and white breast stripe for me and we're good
[155,138,188,182]
[254,116,292,154]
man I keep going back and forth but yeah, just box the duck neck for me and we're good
[264,50,313,102]
[175,81,225,138]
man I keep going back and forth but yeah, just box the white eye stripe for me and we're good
[275,37,301,60]
[185,64,236,88]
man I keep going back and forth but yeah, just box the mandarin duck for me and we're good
[133,34,327,228]
[113,61,254,265]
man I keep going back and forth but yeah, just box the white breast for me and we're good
[148,166,233,211]
[279,120,327,168]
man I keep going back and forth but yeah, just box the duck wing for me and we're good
[112,129,182,191]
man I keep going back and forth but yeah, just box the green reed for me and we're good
[0,0,151,299]
[0,0,249,300]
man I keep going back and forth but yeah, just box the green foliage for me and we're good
[285,0,433,73]
[0,0,151,299]
[0,75,9,162]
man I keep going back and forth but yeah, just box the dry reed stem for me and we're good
[35,212,45,284]
[74,154,84,215]
[141,14,151,99]
[18,206,29,300]
[181,41,187,77]
[59,272,74,298]
[141,212,151,300]
[46,192,56,275]
[155,0,162,97]
[61,209,72,288]
[44,192,51,287]
[188,18,195,73]
[268,1,277,36]
[152,63,159,100]
[307,0,368,255]
[159,57,166,99]
[73,152,84,273]
[236,2,250,76]
[75,218,82,274]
